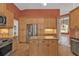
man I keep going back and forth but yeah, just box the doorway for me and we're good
[57,15,70,47]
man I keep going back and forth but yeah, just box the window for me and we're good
[60,16,69,33]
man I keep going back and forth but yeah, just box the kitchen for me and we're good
[0,3,79,56]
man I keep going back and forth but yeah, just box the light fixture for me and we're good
[43,3,47,6]
[0,29,8,33]
[44,29,56,34]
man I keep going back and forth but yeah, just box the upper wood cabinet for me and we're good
[70,7,79,29]
[44,17,57,28]
[0,4,13,28]
[0,4,6,13]
[5,10,13,28]
[70,7,79,37]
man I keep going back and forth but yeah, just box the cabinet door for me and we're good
[15,43,28,56]
[0,4,13,28]
[48,40,58,56]
[39,40,49,56]
[29,40,39,56]
[0,4,6,13]
[5,10,13,27]
[44,17,57,28]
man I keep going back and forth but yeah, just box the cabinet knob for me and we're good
[42,41,45,43]
[47,44,49,47]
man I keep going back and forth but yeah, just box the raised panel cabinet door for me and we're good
[48,40,58,56]
[44,17,56,28]
[5,10,14,27]
[29,40,39,56]
[39,40,49,56]
[50,18,57,28]
[0,4,6,13]
[15,43,28,56]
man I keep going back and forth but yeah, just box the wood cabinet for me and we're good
[0,4,13,28]
[70,7,79,37]
[5,10,13,27]
[70,7,79,29]
[29,39,58,56]
[44,17,57,28]
[39,40,49,56]
[29,40,39,56]
[0,4,6,13]
[48,40,58,56]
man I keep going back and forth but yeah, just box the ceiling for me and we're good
[14,3,79,15]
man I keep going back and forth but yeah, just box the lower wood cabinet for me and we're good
[29,40,39,56]
[29,39,58,56]
[39,40,49,56]
[48,40,58,56]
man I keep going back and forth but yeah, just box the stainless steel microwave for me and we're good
[0,16,6,25]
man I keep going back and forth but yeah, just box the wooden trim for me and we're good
[70,7,79,13]
[6,4,60,18]
[60,13,69,17]
[6,3,21,19]
[21,9,60,18]
[61,33,69,34]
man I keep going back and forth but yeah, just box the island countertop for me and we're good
[0,39,12,48]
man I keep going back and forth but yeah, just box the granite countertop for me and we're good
[71,37,79,42]
[71,37,79,40]
[0,39,12,48]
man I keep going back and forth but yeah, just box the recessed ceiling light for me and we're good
[43,3,47,6]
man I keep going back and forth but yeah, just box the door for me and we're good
[57,16,70,47]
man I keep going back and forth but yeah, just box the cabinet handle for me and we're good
[52,41,54,43]
[38,44,39,47]
[47,44,49,47]
[42,41,45,43]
